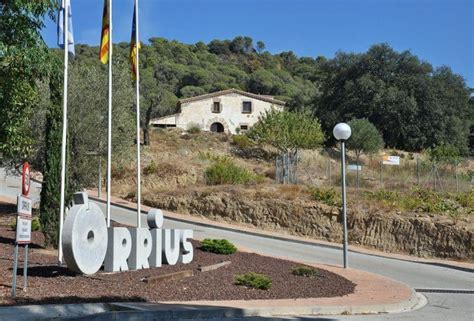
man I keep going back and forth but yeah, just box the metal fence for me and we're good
[277,150,473,193]
[275,152,298,184]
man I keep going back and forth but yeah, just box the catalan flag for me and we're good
[99,0,110,64]
[130,2,141,80]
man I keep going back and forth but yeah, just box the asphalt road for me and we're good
[95,201,474,321]
[1,168,473,320]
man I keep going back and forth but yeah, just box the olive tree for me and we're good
[247,109,325,155]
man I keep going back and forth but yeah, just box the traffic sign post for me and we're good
[12,163,32,298]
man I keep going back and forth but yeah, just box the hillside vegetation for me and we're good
[110,128,473,260]
[64,37,472,154]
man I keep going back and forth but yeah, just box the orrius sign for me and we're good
[62,192,193,275]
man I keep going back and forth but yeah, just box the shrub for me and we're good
[455,189,474,209]
[234,272,272,290]
[201,239,237,255]
[187,123,201,134]
[232,135,253,149]
[143,160,158,175]
[111,164,126,179]
[205,158,264,185]
[292,266,319,278]
[428,143,460,164]
[125,190,136,200]
[310,187,340,206]
[10,216,41,232]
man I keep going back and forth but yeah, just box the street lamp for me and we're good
[333,122,351,269]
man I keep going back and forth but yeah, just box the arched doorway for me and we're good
[210,122,224,133]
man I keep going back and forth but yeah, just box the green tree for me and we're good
[141,67,177,145]
[0,0,57,165]
[346,118,384,187]
[428,143,460,165]
[247,110,324,155]
[256,41,265,54]
[39,57,66,247]
[313,44,471,153]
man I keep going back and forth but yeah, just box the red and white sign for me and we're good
[22,162,31,196]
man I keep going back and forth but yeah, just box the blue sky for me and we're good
[42,0,474,87]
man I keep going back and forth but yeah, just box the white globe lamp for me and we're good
[333,122,351,269]
[333,122,352,141]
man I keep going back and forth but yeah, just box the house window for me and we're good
[242,101,252,114]
[212,101,221,113]
[240,124,249,132]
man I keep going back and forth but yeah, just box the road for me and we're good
[95,201,474,321]
[1,168,472,320]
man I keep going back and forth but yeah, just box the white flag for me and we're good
[58,0,75,55]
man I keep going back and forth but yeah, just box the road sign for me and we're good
[22,162,31,196]
[17,195,32,217]
[348,164,362,171]
[15,216,31,244]
[382,155,400,166]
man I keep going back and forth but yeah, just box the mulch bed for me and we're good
[0,201,355,306]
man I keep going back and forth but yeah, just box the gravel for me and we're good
[0,202,355,306]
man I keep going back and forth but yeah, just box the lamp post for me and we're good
[333,123,351,269]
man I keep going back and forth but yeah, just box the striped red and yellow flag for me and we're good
[129,2,141,80]
[99,0,109,64]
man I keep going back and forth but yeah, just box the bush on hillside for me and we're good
[232,135,253,149]
[205,158,264,185]
[310,187,340,207]
[201,239,237,255]
[187,123,201,134]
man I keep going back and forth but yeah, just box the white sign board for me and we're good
[348,164,362,172]
[382,155,400,166]
[17,195,32,217]
[16,216,31,244]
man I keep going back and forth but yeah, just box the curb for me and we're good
[0,291,426,321]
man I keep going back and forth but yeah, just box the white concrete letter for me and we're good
[163,229,180,265]
[149,228,163,267]
[104,227,132,272]
[180,229,193,264]
[62,200,108,275]
[129,228,153,270]
[147,208,163,229]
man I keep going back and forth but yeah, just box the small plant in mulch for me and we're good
[200,239,237,255]
[234,272,272,290]
[292,265,319,278]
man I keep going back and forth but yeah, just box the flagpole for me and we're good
[135,0,141,228]
[58,0,69,265]
[106,0,113,227]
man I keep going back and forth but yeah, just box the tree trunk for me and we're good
[143,103,153,146]
[143,127,150,146]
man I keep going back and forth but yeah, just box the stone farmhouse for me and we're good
[150,89,285,134]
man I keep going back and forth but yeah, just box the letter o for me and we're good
[62,202,108,274]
